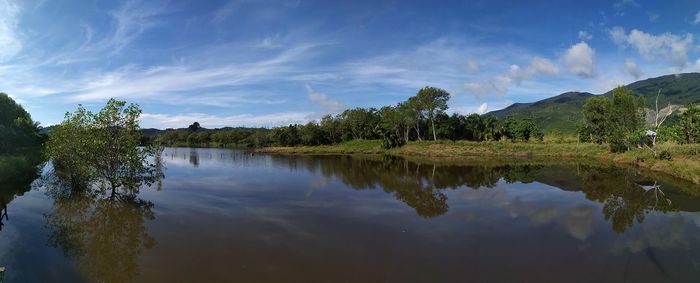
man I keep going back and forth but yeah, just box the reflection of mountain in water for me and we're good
[271,155,695,232]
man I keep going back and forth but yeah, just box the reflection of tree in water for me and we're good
[189,148,199,167]
[579,166,676,233]
[0,150,44,232]
[39,152,164,283]
[44,191,155,283]
[278,155,685,232]
[276,155,544,218]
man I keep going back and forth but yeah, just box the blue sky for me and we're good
[1,0,700,128]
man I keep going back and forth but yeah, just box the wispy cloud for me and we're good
[68,43,321,102]
[103,0,172,55]
[0,0,21,62]
[305,84,344,114]
[578,31,593,41]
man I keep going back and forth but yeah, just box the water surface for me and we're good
[1,147,700,282]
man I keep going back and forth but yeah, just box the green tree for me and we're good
[415,86,450,141]
[609,87,645,152]
[464,114,484,141]
[46,99,162,198]
[377,106,407,148]
[188,122,201,132]
[340,108,379,140]
[406,96,425,141]
[676,104,700,144]
[0,93,43,153]
[579,87,644,152]
[579,96,612,143]
[481,115,502,141]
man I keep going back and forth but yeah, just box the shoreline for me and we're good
[256,140,700,185]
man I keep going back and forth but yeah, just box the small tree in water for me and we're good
[46,99,163,199]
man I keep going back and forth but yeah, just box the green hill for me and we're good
[487,72,700,133]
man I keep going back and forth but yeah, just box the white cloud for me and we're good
[529,57,560,76]
[609,27,693,70]
[501,57,559,84]
[463,56,558,98]
[624,59,643,79]
[304,84,344,113]
[107,1,171,54]
[477,102,488,114]
[609,26,627,46]
[0,0,22,62]
[578,31,593,41]
[463,79,508,98]
[66,44,320,102]
[695,10,700,25]
[452,102,489,115]
[563,42,595,78]
[141,112,312,128]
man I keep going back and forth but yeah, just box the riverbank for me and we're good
[257,140,700,184]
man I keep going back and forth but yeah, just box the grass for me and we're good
[259,140,384,154]
[257,139,700,185]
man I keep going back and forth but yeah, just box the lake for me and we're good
[1,147,700,282]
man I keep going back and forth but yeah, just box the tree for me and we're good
[676,104,700,144]
[188,122,201,132]
[406,96,425,141]
[580,96,612,143]
[579,87,644,152]
[609,87,645,152]
[415,86,451,141]
[46,99,163,198]
[464,114,484,141]
[396,102,415,142]
[340,108,379,140]
[0,93,43,153]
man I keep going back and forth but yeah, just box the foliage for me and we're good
[674,104,700,144]
[415,86,450,141]
[46,99,162,198]
[579,87,645,152]
[150,87,535,148]
[188,121,201,132]
[0,93,44,153]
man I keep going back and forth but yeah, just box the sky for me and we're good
[1,0,700,129]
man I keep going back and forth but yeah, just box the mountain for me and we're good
[487,72,700,133]
[488,92,594,132]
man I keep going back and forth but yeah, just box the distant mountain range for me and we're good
[488,73,700,133]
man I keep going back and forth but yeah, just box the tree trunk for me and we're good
[431,118,437,141]
[415,123,422,141]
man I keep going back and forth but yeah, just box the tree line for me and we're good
[156,86,544,149]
